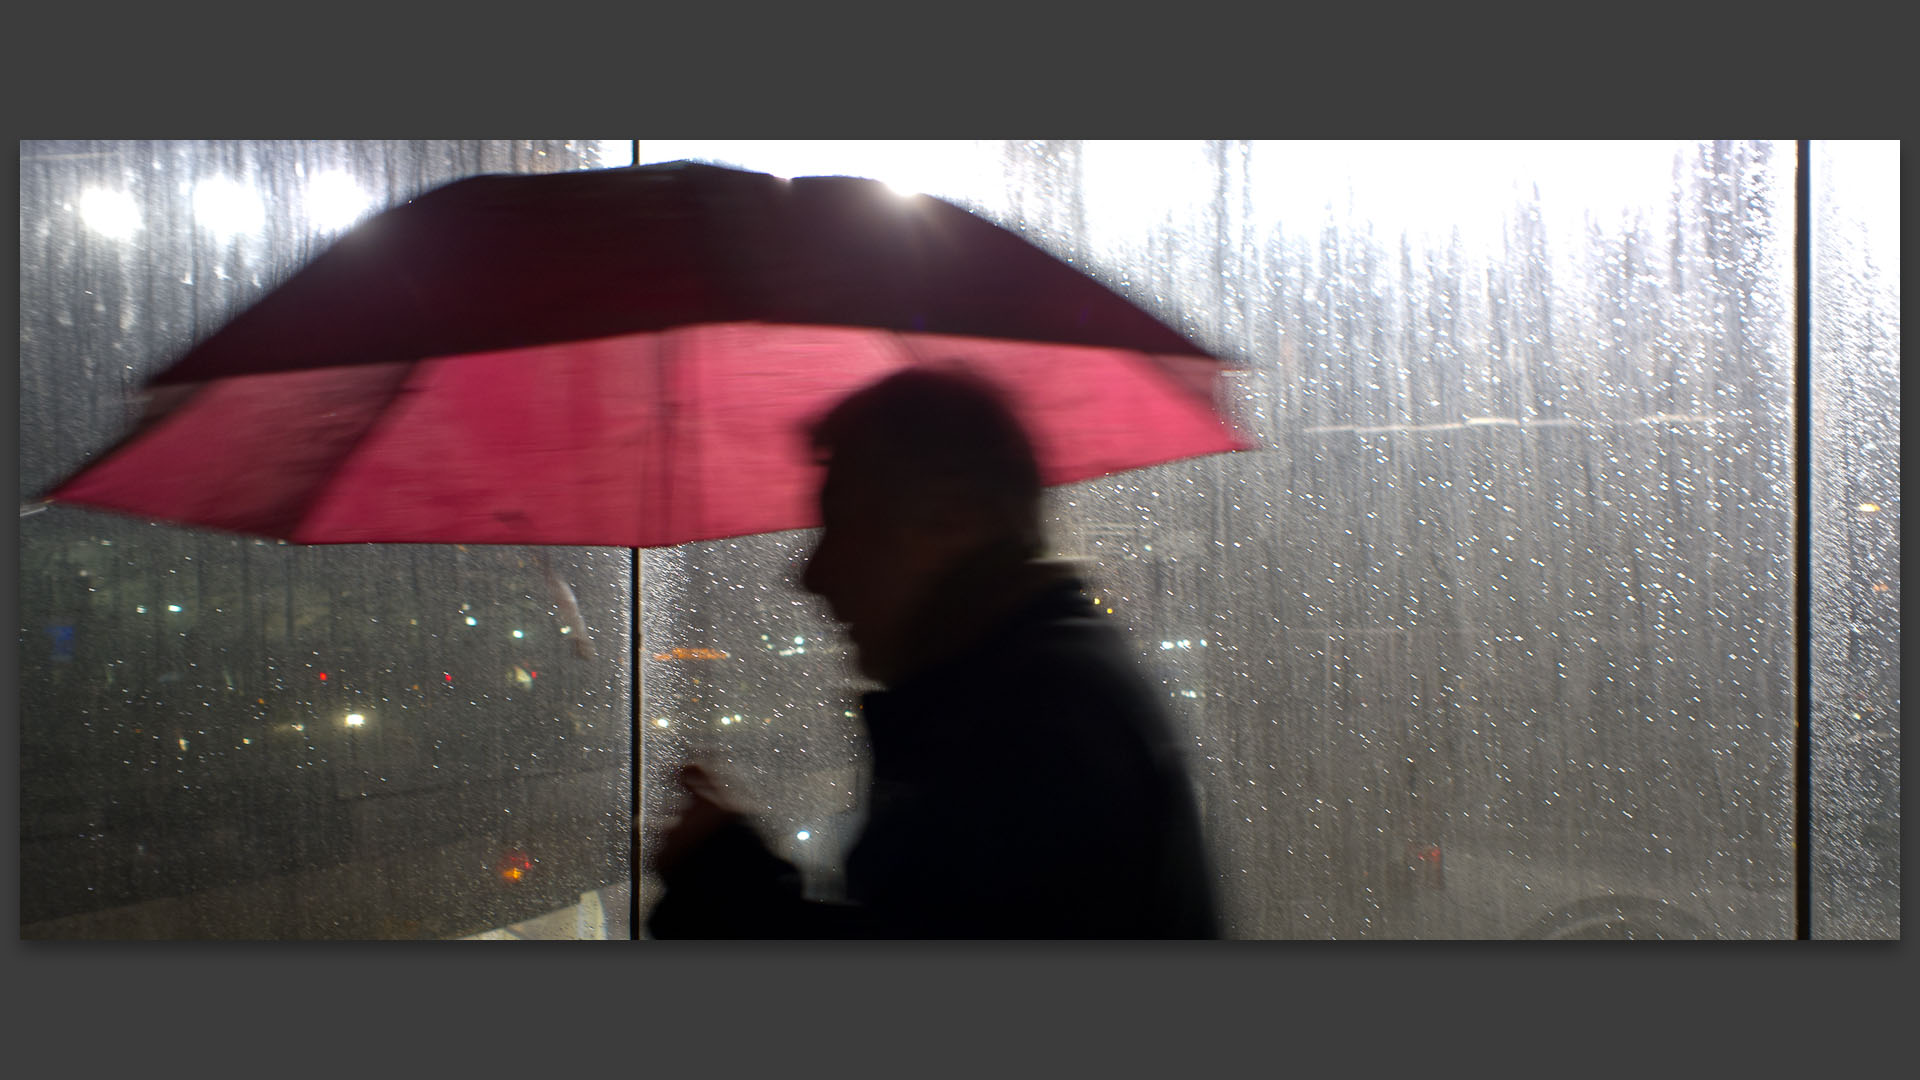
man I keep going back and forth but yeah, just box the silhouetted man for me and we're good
[646,368,1219,938]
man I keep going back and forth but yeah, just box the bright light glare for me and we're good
[595,140,636,168]
[1858,502,1881,514]
[796,830,811,841]
[512,629,525,639]
[192,178,266,239]
[78,188,141,239]
[167,604,183,613]
[304,171,375,231]
[1078,140,1687,253]
[1079,141,1214,246]
[636,141,988,201]
[1263,140,1682,245]
[345,713,366,727]
[466,616,478,626]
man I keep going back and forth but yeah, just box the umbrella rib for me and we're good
[651,327,678,547]
[888,328,926,367]
[284,360,433,543]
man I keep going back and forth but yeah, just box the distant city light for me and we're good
[512,629,524,638]
[794,636,805,644]
[344,713,365,727]
[497,850,533,884]
[654,718,670,728]
[466,616,478,626]
[796,830,811,841]
[242,738,251,745]
[178,738,189,751]
[1858,502,1881,514]
[135,605,147,614]
[291,723,305,733]
[654,647,730,661]
[167,604,183,613]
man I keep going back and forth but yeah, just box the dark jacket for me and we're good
[647,559,1221,939]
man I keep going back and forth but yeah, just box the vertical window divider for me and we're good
[1793,139,1813,940]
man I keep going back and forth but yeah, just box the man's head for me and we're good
[801,367,1044,682]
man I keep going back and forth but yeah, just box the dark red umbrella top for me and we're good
[48,161,1251,547]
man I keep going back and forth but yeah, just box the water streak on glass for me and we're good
[635,140,1812,938]
[1808,139,1900,939]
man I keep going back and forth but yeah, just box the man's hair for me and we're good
[808,367,1044,554]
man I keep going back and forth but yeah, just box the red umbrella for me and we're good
[43,161,1252,545]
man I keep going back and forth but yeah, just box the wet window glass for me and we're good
[634,140,1835,938]
[19,140,637,939]
[18,140,1896,940]
[1809,139,1900,939]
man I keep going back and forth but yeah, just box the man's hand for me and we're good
[644,762,747,877]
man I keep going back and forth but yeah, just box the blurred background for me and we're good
[16,140,1898,938]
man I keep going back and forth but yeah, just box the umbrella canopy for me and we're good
[44,161,1252,547]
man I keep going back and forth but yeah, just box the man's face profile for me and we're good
[799,369,1039,684]
[801,452,979,682]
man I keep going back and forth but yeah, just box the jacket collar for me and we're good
[861,554,1090,761]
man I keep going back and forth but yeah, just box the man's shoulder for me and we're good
[995,612,1170,738]
[1001,606,1142,682]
